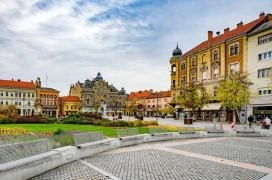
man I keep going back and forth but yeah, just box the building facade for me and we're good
[247,15,272,119]
[0,79,36,116]
[35,77,60,117]
[145,91,171,116]
[170,13,271,122]
[70,72,127,114]
[59,96,82,116]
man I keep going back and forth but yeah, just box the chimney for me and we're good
[224,27,230,33]
[216,31,220,36]
[259,12,265,18]
[12,78,14,81]
[208,31,213,41]
[17,79,21,82]
[237,21,243,28]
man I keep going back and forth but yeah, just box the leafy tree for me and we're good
[159,104,174,116]
[217,73,250,123]
[177,83,210,120]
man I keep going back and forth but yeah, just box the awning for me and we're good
[174,105,181,109]
[202,103,221,111]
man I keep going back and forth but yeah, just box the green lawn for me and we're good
[0,124,150,137]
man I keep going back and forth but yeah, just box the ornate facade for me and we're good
[35,77,60,117]
[69,72,127,114]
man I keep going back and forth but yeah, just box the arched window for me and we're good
[213,49,219,60]
[172,80,176,87]
[213,68,219,79]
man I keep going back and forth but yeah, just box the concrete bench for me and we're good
[73,132,105,146]
[119,134,147,147]
[77,138,119,158]
[236,130,261,137]
[178,131,201,139]
[149,132,175,142]
[0,139,52,164]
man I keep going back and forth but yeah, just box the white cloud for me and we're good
[0,0,271,95]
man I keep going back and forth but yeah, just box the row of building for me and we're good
[169,12,272,121]
[0,73,130,117]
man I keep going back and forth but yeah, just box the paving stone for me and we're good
[171,138,272,168]
[31,160,110,180]
[83,149,265,180]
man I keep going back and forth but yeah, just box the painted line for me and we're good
[236,137,272,143]
[156,146,272,174]
[79,160,121,180]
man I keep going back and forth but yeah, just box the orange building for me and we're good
[59,96,82,117]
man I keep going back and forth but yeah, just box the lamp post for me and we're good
[240,79,253,130]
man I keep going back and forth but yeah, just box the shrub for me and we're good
[47,117,58,123]
[15,116,48,123]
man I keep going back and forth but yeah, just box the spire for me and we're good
[172,42,182,56]
[176,42,179,49]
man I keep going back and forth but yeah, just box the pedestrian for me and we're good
[264,117,271,129]
[248,115,254,128]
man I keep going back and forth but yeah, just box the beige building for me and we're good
[247,15,272,119]
[0,79,36,116]
[145,91,171,116]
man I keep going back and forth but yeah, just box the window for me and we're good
[202,71,207,81]
[258,33,272,45]
[258,51,272,61]
[258,88,272,96]
[229,62,240,73]
[0,92,3,96]
[23,93,25,97]
[15,92,18,97]
[213,86,218,97]
[32,93,34,98]
[213,68,219,79]
[15,102,18,105]
[11,93,13,97]
[19,93,21,97]
[181,76,186,85]
[171,65,176,74]
[6,92,8,96]
[0,101,3,105]
[6,102,8,105]
[191,73,196,83]
[258,68,271,78]
[213,49,219,60]
[28,93,30,98]
[19,102,21,105]
[172,80,176,87]
[229,43,239,56]
[191,57,196,67]
[181,63,186,70]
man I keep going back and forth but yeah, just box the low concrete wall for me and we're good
[1,130,271,179]
[0,139,52,164]
[73,132,104,146]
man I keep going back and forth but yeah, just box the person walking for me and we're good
[248,115,254,128]
[264,117,271,129]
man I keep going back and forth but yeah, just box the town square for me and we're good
[0,0,272,180]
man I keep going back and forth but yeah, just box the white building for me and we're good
[0,79,36,116]
[247,15,272,120]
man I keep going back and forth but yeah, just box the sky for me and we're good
[0,0,271,95]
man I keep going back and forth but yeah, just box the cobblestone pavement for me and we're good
[171,137,272,168]
[31,161,110,180]
[32,137,272,180]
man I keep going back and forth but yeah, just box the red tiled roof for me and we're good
[146,90,171,99]
[127,90,153,100]
[61,96,81,103]
[184,16,265,56]
[0,79,36,89]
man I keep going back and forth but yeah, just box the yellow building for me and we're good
[59,96,82,117]
[35,77,60,117]
[170,13,270,122]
